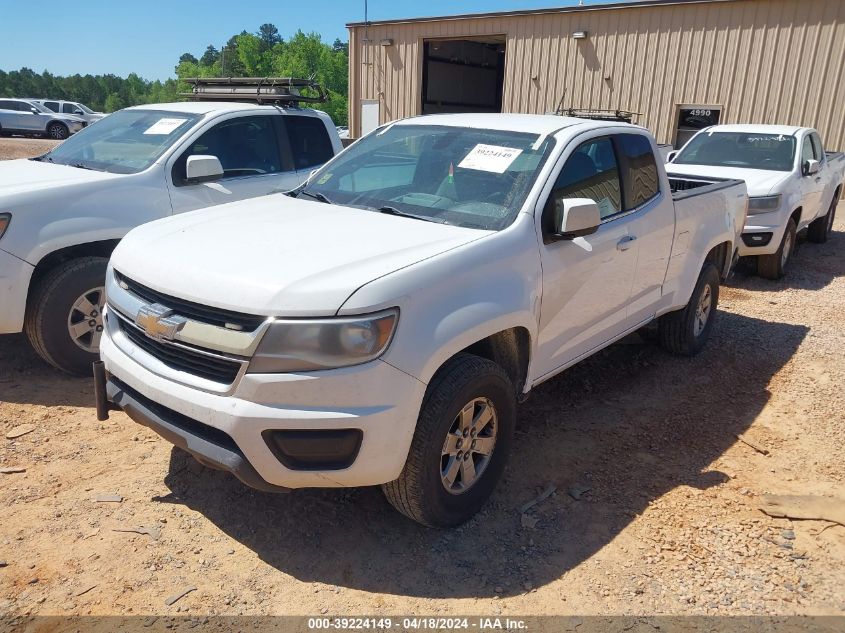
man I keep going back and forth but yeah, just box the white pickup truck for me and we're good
[95,114,747,527]
[667,124,845,279]
[0,101,341,373]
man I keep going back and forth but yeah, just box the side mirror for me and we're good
[309,168,320,180]
[30,107,39,114]
[185,155,224,183]
[666,150,678,163]
[804,159,820,176]
[549,197,601,241]
[74,109,84,115]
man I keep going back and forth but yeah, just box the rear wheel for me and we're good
[46,122,68,140]
[758,218,796,280]
[807,195,838,244]
[658,263,720,356]
[24,257,108,374]
[382,353,515,527]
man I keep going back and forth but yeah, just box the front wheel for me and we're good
[758,219,796,280]
[382,353,515,527]
[658,263,720,356]
[24,257,109,374]
[807,196,838,244]
[46,122,69,140]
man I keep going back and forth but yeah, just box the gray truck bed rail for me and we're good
[667,173,746,202]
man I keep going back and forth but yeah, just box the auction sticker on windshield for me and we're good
[144,118,189,135]
[459,144,523,173]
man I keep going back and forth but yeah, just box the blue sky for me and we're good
[0,0,621,80]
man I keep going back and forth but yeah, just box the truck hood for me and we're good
[111,194,489,316]
[0,159,118,196]
[666,164,791,196]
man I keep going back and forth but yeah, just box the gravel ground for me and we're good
[0,140,844,622]
[0,137,60,160]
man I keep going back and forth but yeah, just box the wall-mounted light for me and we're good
[380,38,394,47]
[572,31,588,40]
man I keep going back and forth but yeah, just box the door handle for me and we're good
[617,235,637,251]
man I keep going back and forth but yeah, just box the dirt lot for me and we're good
[1,137,844,622]
[0,137,60,160]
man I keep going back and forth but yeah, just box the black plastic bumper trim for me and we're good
[262,429,363,471]
[742,232,773,247]
[105,377,290,494]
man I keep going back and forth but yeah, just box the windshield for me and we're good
[674,131,796,171]
[38,109,201,174]
[299,124,556,230]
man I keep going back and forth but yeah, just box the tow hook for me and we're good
[93,360,117,421]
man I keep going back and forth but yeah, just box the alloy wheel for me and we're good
[440,397,498,494]
[67,287,106,352]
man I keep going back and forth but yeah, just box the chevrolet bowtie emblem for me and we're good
[135,304,187,341]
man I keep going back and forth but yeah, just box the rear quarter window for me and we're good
[284,115,334,170]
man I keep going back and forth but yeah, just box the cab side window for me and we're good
[810,133,824,162]
[616,134,660,209]
[801,136,815,167]
[61,103,77,114]
[43,101,60,112]
[283,115,334,170]
[172,116,283,185]
[548,137,622,225]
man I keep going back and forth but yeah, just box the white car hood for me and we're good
[666,163,790,196]
[0,159,118,196]
[111,194,489,316]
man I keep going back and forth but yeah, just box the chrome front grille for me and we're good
[112,311,245,385]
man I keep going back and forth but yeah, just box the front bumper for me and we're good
[0,248,34,334]
[738,212,788,257]
[98,315,427,490]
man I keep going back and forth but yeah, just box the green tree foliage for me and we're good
[0,67,180,112]
[0,23,349,124]
[177,25,349,125]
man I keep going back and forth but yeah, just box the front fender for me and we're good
[338,217,542,386]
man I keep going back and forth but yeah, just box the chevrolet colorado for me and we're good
[95,114,747,527]
[667,124,845,279]
[0,101,341,373]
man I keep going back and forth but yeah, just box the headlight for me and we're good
[747,195,781,215]
[0,213,10,240]
[249,309,399,373]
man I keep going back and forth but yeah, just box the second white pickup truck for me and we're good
[95,114,747,527]
[667,124,845,279]
[0,101,341,373]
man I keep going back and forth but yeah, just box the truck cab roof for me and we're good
[701,123,807,136]
[125,101,332,120]
[393,112,648,136]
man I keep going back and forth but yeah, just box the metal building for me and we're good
[347,0,845,149]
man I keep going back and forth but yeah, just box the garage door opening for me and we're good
[421,37,506,115]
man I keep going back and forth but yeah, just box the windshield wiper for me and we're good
[71,162,96,171]
[297,190,333,205]
[374,206,449,224]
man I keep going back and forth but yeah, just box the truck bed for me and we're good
[667,173,746,199]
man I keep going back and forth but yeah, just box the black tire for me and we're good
[382,353,516,528]
[758,218,797,280]
[807,195,838,244]
[46,121,68,140]
[658,263,720,356]
[24,257,109,375]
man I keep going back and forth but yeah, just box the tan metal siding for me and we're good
[348,0,845,150]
